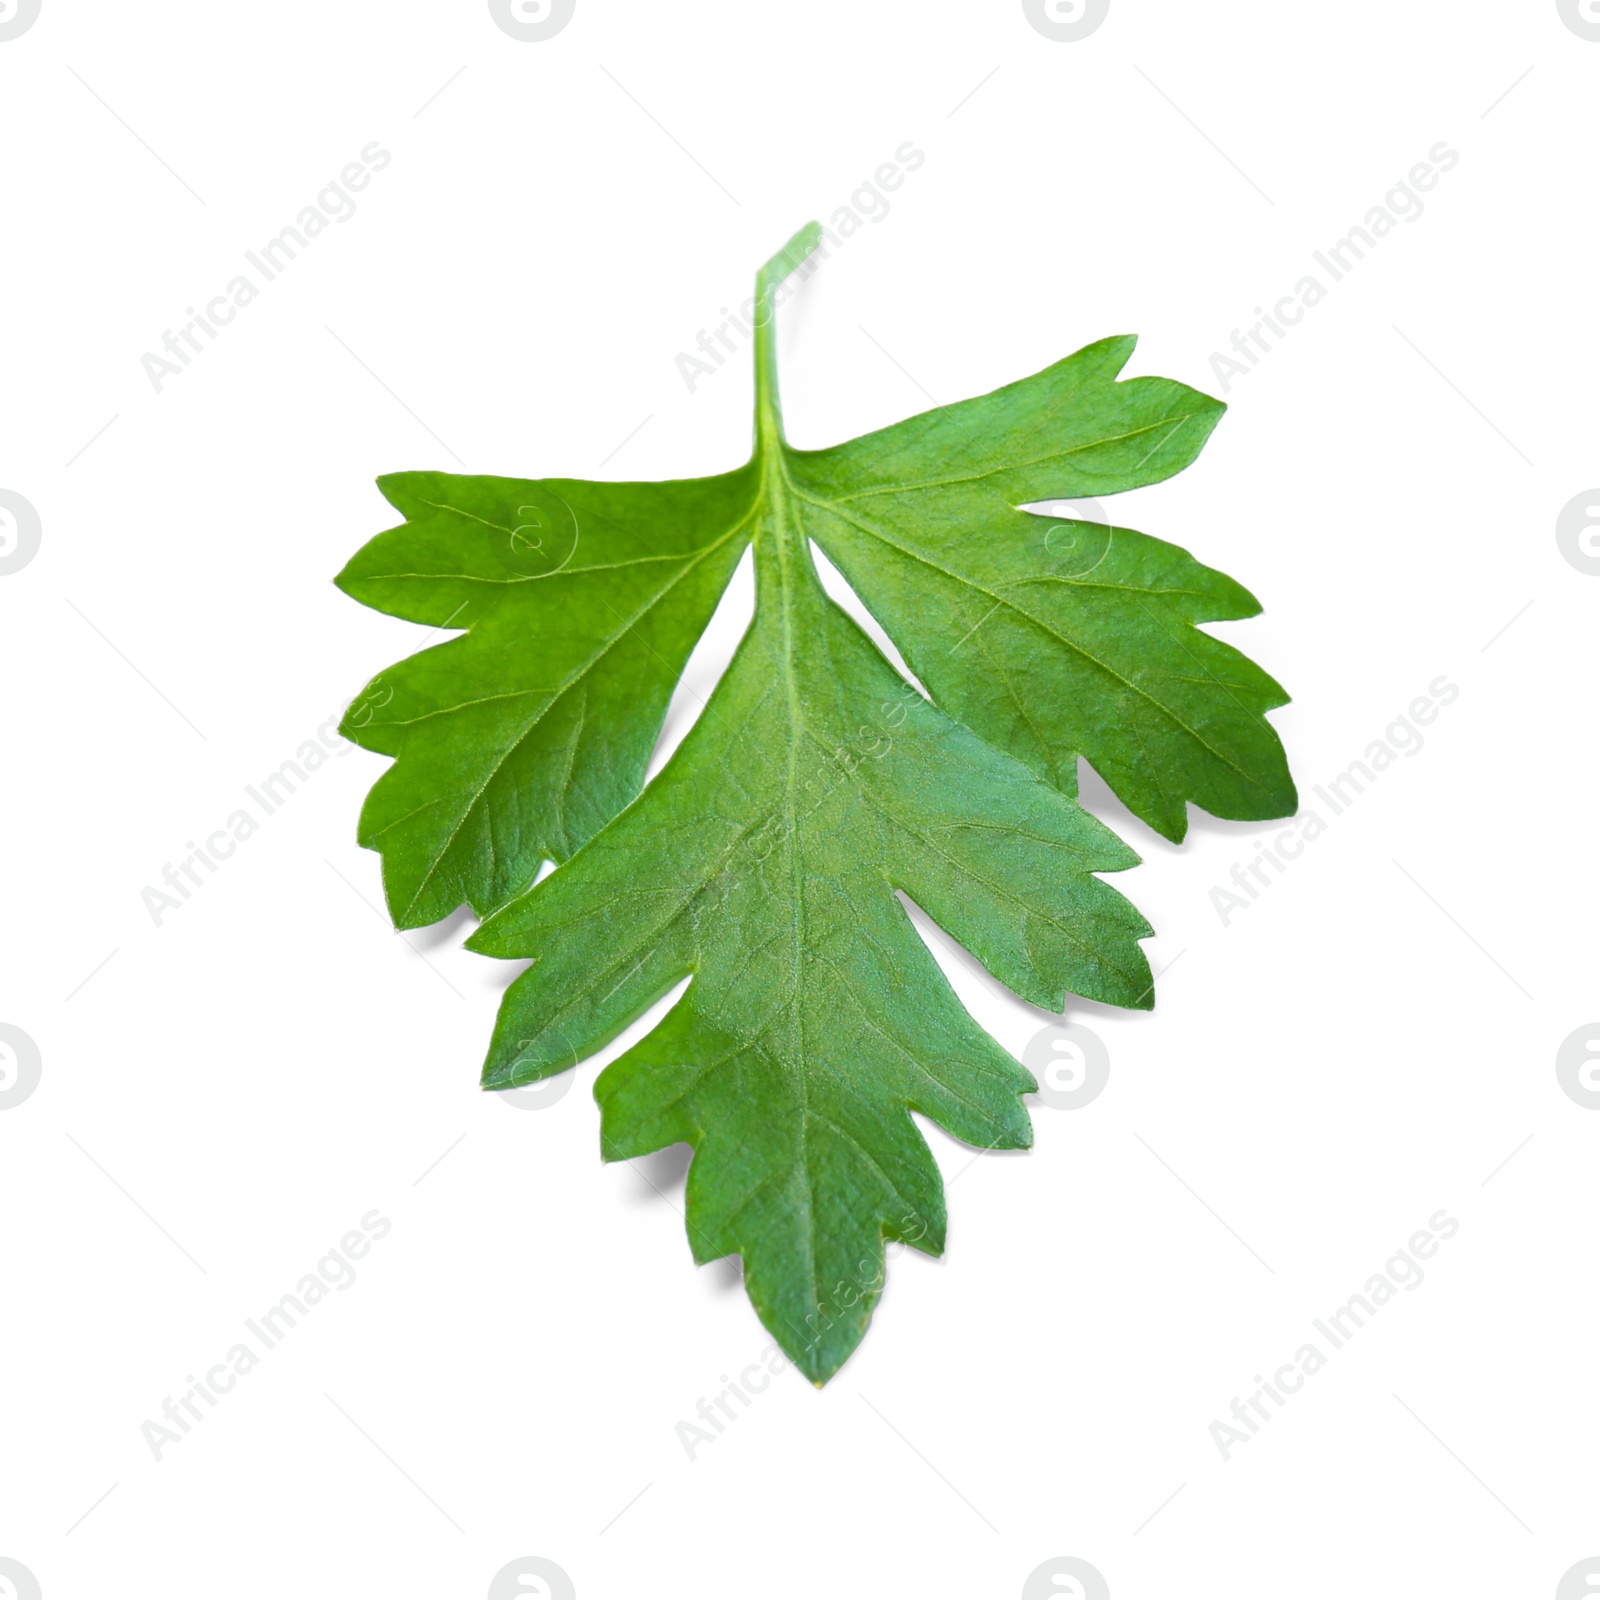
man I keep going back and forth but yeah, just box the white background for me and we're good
[3,2,1597,1597]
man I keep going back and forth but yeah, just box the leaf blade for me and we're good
[790,341,1294,838]
[337,467,756,924]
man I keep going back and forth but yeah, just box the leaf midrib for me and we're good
[812,408,1212,503]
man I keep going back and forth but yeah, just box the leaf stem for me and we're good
[753,222,822,452]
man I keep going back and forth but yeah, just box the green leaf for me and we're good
[338,223,1295,1382]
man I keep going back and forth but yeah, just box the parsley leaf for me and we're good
[338,224,1294,1381]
